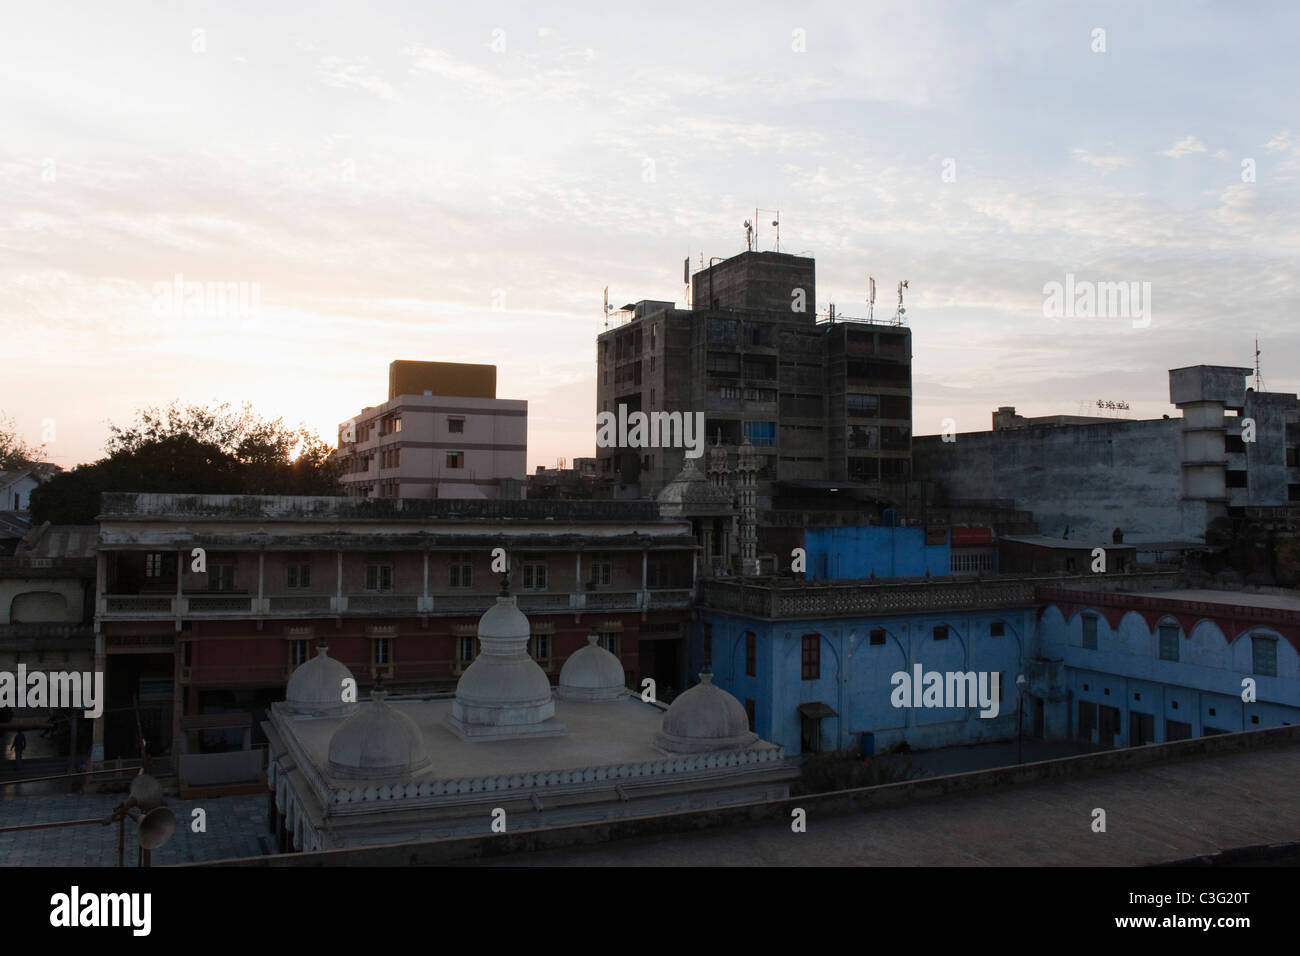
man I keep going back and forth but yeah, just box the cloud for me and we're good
[1072,148,1131,174]
[1162,135,1207,159]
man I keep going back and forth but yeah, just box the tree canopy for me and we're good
[29,401,343,523]
[0,414,44,472]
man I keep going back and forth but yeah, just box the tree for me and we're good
[0,414,43,471]
[29,401,342,524]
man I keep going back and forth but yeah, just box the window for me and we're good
[647,558,670,589]
[521,559,547,591]
[989,621,1005,637]
[145,553,165,577]
[458,636,476,664]
[289,640,309,667]
[365,564,393,591]
[933,624,948,641]
[703,623,712,669]
[448,417,465,434]
[869,629,886,646]
[446,451,464,468]
[372,638,392,666]
[719,385,743,400]
[1158,624,1179,662]
[448,553,473,589]
[801,634,820,680]
[1082,615,1098,650]
[210,564,235,591]
[743,421,776,446]
[287,563,311,589]
[745,631,756,677]
[599,632,620,656]
[587,553,612,588]
[1253,635,1278,677]
[530,634,550,665]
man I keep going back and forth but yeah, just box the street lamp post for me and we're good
[1016,674,1028,765]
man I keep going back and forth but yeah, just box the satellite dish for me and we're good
[129,773,165,812]
[137,806,176,850]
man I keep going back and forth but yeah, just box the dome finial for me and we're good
[698,667,713,685]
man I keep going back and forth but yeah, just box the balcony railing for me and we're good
[698,571,1181,621]
[187,595,255,614]
[96,586,698,620]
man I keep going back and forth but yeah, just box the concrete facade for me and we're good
[595,251,912,506]
[339,361,527,500]
[914,365,1300,544]
[339,392,526,500]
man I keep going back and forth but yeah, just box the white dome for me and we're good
[447,595,563,739]
[285,645,358,717]
[557,634,626,702]
[654,672,758,753]
[327,691,430,779]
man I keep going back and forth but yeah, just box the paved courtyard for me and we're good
[0,791,272,866]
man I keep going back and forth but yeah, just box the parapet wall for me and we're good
[194,723,1300,867]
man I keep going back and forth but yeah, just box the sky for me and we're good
[2,0,1298,473]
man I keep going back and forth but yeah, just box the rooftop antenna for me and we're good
[756,208,780,251]
[603,285,610,329]
[1255,337,1267,392]
[895,280,909,325]
[744,219,754,251]
[684,255,691,307]
[867,277,876,323]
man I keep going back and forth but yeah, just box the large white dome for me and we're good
[654,672,758,753]
[327,690,430,779]
[556,634,626,702]
[446,594,563,739]
[285,645,358,717]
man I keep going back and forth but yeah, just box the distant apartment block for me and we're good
[595,251,913,507]
[914,365,1300,545]
[338,361,526,500]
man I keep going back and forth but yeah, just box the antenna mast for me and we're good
[1255,338,1267,392]
[603,286,610,329]
[895,280,909,325]
[867,277,876,323]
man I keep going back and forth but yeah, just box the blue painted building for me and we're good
[803,526,950,581]
[695,576,1037,754]
[1037,586,1300,744]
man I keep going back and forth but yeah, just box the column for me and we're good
[91,631,106,766]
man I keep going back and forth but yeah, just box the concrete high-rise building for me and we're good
[339,361,526,500]
[595,251,913,508]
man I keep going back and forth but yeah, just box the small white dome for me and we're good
[557,633,626,702]
[654,672,758,753]
[286,645,358,717]
[327,691,430,779]
[476,597,531,641]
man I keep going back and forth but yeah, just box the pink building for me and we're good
[338,361,527,500]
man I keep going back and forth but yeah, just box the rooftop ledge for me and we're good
[98,493,665,523]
